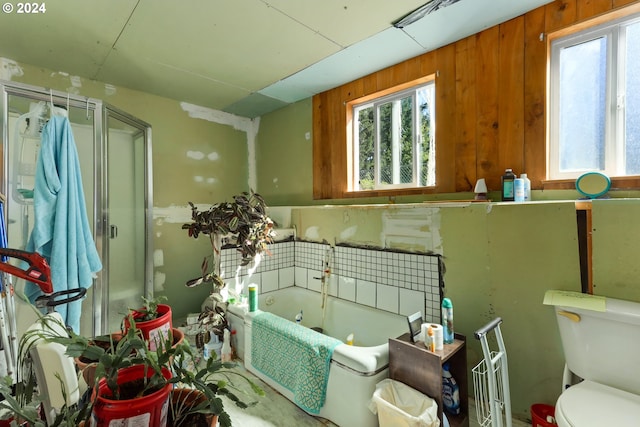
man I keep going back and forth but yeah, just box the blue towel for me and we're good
[26,115,102,333]
[251,312,341,414]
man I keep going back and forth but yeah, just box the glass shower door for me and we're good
[102,107,152,333]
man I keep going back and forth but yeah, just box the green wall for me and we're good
[290,201,579,420]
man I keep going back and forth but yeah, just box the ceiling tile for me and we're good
[96,49,250,110]
[224,92,289,118]
[0,0,136,78]
[265,0,428,47]
[112,0,341,92]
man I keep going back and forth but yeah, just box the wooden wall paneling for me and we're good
[362,73,378,97]
[312,93,332,199]
[475,27,501,192]
[498,17,526,177]
[454,37,478,191]
[614,0,639,7]
[577,0,614,20]
[524,8,548,188]
[545,0,578,32]
[435,43,458,193]
[345,79,364,103]
[418,51,437,78]
[333,87,350,197]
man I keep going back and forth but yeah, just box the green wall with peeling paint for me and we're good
[291,201,580,419]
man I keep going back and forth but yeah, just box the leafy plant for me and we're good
[0,375,43,426]
[182,190,275,298]
[131,295,169,322]
[168,346,264,427]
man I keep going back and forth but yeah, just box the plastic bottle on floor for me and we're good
[203,332,222,361]
[221,329,232,362]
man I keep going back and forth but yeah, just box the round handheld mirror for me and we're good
[575,172,611,199]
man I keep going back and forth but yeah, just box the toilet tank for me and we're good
[553,295,640,395]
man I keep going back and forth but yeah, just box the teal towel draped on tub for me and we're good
[251,312,342,414]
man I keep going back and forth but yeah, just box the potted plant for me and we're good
[31,311,263,427]
[167,343,264,427]
[182,190,276,300]
[182,190,276,351]
[123,295,173,350]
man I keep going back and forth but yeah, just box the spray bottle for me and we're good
[442,298,454,344]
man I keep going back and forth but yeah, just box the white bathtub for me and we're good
[227,286,407,427]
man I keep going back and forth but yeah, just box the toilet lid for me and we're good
[557,380,640,426]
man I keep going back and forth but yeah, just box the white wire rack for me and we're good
[472,317,512,427]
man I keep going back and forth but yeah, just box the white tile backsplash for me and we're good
[356,280,376,307]
[377,284,399,313]
[221,240,442,321]
[307,269,323,292]
[295,266,307,288]
[262,270,279,293]
[399,288,425,317]
[327,274,338,297]
[338,275,356,302]
[279,267,294,288]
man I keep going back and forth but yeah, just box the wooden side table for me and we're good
[389,332,469,427]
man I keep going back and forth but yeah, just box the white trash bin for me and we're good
[369,378,440,427]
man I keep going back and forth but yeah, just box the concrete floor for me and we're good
[220,362,532,427]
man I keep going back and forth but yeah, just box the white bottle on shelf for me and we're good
[521,173,531,201]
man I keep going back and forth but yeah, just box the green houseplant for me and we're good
[9,309,263,427]
[182,190,276,349]
[182,190,275,300]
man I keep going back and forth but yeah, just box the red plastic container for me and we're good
[92,365,172,427]
[531,403,557,427]
[124,304,172,350]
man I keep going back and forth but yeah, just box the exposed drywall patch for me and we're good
[153,249,164,267]
[381,207,443,254]
[187,150,205,160]
[207,152,219,161]
[0,58,23,80]
[153,205,193,224]
[154,271,166,292]
[247,117,260,190]
[304,226,321,241]
[180,102,254,133]
[67,75,82,94]
[180,102,260,189]
[104,84,116,96]
[340,225,357,241]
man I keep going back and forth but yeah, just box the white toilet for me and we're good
[548,291,640,426]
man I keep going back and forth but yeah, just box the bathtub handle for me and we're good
[557,310,581,322]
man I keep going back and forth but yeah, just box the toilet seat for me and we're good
[556,380,640,426]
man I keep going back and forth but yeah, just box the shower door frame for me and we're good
[0,81,154,336]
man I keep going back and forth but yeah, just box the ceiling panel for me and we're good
[111,0,342,92]
[266,0,428,47]
[0,0,136,78]
[96,49,251,110]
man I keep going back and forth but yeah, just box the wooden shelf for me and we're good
[389,332,469,427]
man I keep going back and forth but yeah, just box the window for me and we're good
[351,80,435,191]
[549,12,640,180]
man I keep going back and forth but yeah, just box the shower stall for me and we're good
[0,81,153,338]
